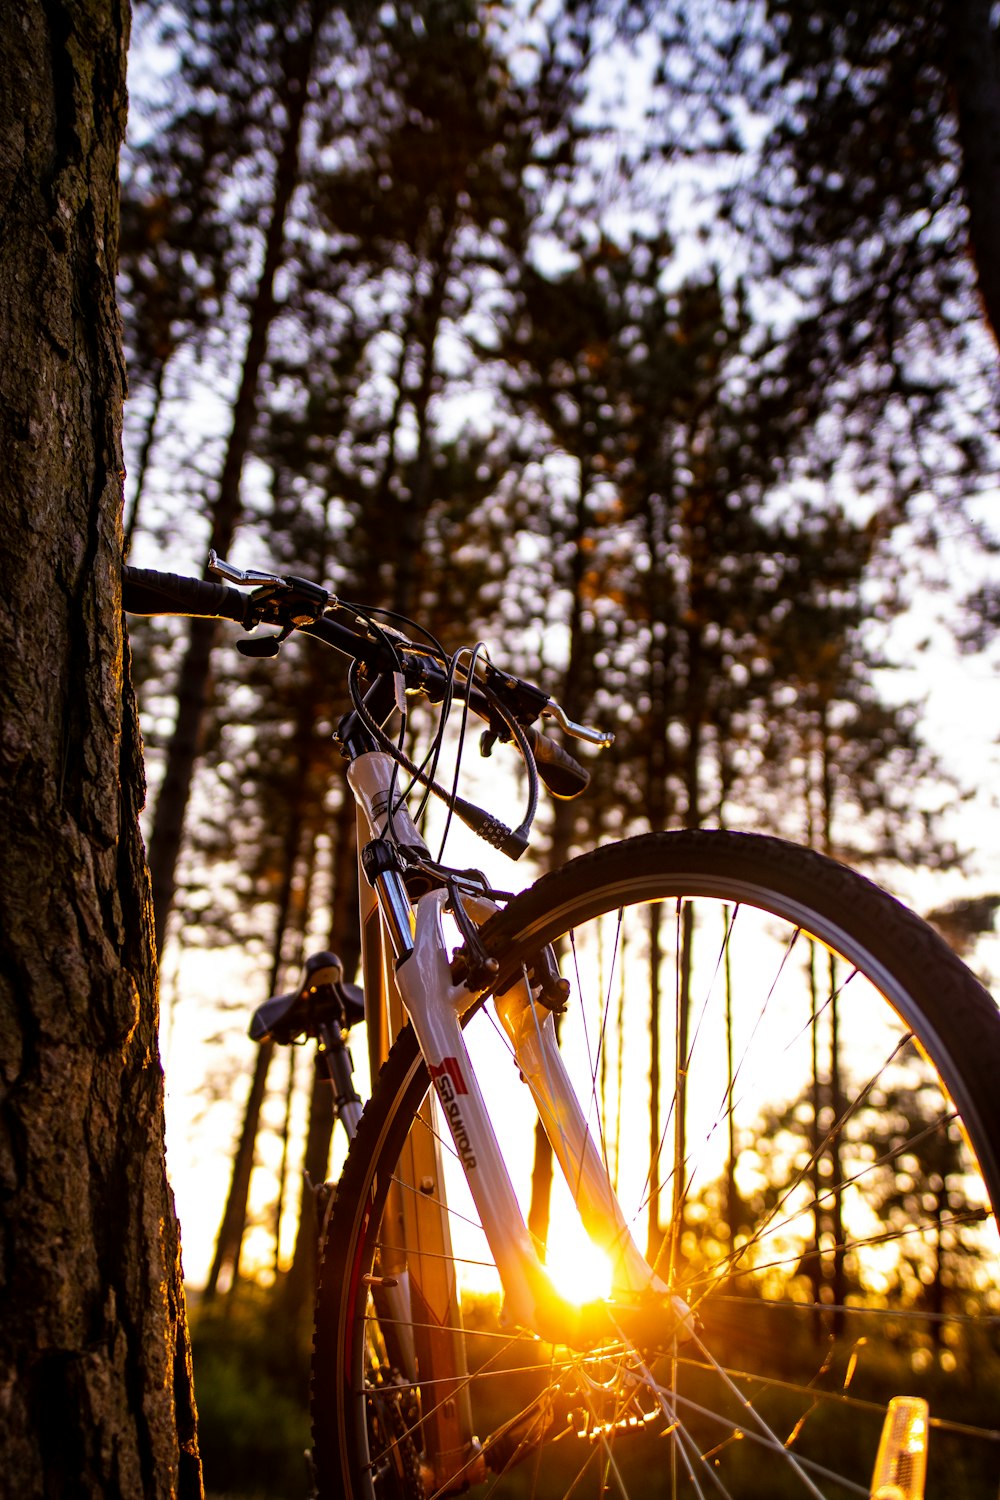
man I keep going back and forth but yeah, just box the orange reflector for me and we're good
[870,1396,929,1500]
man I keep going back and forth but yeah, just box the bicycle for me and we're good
[123,552,1000,1500]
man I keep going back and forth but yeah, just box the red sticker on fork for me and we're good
[430,1058,477,1170]
[429,1057,469,1095]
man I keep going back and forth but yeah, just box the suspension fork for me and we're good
[349,748,682,1335]
[394,887,678,1344]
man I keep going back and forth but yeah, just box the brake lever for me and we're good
[208,550,285,587]
[209,552,335,654]
[542,702,615,749]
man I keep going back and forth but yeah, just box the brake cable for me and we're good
[345,655,539,861]
[436,641,487,863]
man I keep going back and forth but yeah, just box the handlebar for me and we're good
[123,561,402,677]
[123,566,254,626]
[121,554,613,843]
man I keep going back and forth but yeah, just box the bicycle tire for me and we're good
[312,831,1000,1499]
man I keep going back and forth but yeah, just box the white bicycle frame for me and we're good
[348,749,684,1486]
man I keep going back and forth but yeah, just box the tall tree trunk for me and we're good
[525,455,595,1256]
[202,719,315,1301]
[828,947,847,1338]
[122,354,166,559]
[807,941,826,1340]
[647,907,665,1265]
[643,489,673,1258]
[816,704,847,1336]
[273,1023,299,1280]
[146,4,325,959]
[270,825,322,1279]
[930,1186,947,1356]
[204,1039,276,1302]
[0,4,200,1493]
[668,904,693,1269]
[723,907,742,1247]
[395,214,456,616]
[668,623,705,1254]
[282,792,359,1333]
[944,0,1000,355]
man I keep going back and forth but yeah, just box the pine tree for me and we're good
[134,0,350,958]
[0,4,199,1489]
[649,0,1000,518]
[117,102,231,552]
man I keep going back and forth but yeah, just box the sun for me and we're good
[546,1222,614,1306]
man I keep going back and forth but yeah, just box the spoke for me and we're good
[674,1352,1000,1442]
[684,903,740,1097]
[665,914,857,1250]
[716,915,806,1122]
[482,962,620,1251]
[668,1385,871,1497]
[687,1325,831,1499]
[693,1032,916,1295]
[385,1170,489,1239]
[704,1289,1000,1331]
[376,1237,498,1273]
[681,1105,976,1308]
[598,1340,723,1500]
[677,1220,996,1333]
[746,1106,963,1253]
[571,919,621,1188]
[523,956,592,1205]
[367,1320,562,1492]
[363,1311,582,1363]
[614,927,626,1194]
[642,911,814,1287]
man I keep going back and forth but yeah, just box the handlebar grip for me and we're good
[525,728,590,799]
[122,566,251,625]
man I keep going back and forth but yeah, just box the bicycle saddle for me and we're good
[249,951,366,1044]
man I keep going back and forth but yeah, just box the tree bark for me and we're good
[0,3,200,1494]
[944,0,1000,356]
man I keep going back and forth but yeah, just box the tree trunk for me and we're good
[211,803,324,1305]
[202,1040,276,1303]
[643,488,674,1259]
[282,792,359,1332]
[146,4,325,959]
[817,707,848,1337]
[0,4,200,1493]
[395,212,457,616]
[202,780,311,1301]
[525,455,595,1254]
[122,354,166,559]
[828,948,847,1338]
[723,908,742,1246]
[944,0,1000,356]
[647,906,664,1265]
[807,940,826,1341]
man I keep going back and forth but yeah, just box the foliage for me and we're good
[189,1288,312,1498]
[661,0,1000,518]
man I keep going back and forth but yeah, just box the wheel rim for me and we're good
[333,856,1000,1498]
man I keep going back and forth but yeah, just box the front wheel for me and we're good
[312,831,1000,1499]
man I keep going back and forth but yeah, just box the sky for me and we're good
[120,3,1000,1293]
